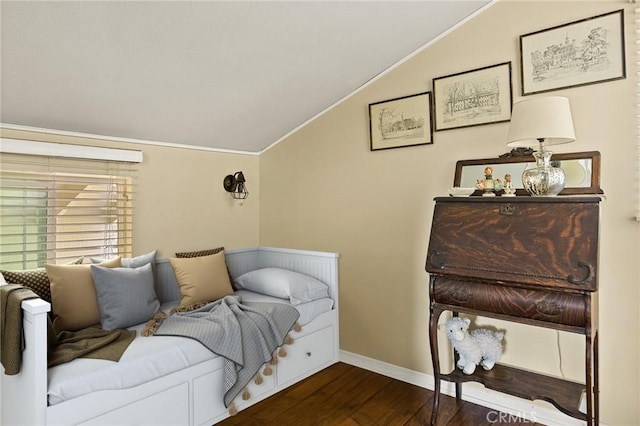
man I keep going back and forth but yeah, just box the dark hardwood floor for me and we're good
[218,362,542,426]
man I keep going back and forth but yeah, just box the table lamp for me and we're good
[506,96,575,196]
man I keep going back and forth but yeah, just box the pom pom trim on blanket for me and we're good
[141,296,302,416]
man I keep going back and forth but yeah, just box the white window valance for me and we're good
[0,138,143,163]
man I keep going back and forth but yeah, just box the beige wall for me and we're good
[1,1,637,423]
[0,128,260,257]
[259,1,639,424]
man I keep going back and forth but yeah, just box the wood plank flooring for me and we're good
[218,362,543,426]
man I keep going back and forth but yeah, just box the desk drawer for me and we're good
[433,277,586,328]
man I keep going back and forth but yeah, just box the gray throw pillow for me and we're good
[90,250,158,288]
[90,263,160,331]
[90,250,157,271]
[121,250,157,269]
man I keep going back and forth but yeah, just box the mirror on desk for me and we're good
[454,151,602,196]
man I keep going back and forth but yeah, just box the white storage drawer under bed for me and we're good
[78,383,189,426]
[278,326,335,386]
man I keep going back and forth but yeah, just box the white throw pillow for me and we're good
[234,268,329,305]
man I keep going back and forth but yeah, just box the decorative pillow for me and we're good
[174,247,224,258]
[46,257,121,333]
[169,251,233,307]
[233,268,329,305]
[90,250,157,268]
[90,263,160,331]
[1,257,84,304]
[89,250,158,281]
[174,246,236,287]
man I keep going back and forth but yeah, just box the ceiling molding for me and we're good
[0,123,260,157]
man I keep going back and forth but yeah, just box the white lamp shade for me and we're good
[506,96,576,148]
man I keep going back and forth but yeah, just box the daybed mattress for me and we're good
[47,292,333,406]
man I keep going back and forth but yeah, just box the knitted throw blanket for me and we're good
[147,295,299,409]
[48,326,136,368]
[0,284,40,375]
[1,284,136,373]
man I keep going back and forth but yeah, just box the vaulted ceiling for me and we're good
[1,1,491,153]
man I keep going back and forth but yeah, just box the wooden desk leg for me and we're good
[585,324,594,426]
[594,331,599,425]
[452,312,462,402]
[429,304,444,425]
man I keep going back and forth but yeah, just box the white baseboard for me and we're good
[339,350,598,426]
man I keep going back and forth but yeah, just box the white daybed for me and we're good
[1,246,339,426]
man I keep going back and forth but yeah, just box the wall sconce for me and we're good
[223,171,249,202]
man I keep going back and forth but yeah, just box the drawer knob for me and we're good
[306,352,312,357]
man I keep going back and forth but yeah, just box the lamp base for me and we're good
[522,150,566,196]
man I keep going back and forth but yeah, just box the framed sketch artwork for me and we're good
[369,91,433,151]
[433,62,512,132]
[520,9,626,96]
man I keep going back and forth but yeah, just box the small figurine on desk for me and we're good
[442,317,505,375]
[477,166,500,197]
[502,173,516,197]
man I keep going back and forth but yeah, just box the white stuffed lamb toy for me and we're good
[442,317,504,375]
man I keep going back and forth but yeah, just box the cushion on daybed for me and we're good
[174,247,224,258]
[46,257,122,333]
[174,246,235,289]
[1,268,54,304]
[234,268,329,305]
[169,251,234,307]
[90,250,158,276]
[1,257,84,305]
[91,263,160,331]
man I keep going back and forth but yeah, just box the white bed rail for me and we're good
[154,246,340,306]
[1,298,50,426]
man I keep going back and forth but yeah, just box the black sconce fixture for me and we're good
[223,171,249,202]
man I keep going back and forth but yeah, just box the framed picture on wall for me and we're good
[432,62,512,132]
[520,9,626,96]
[369,91,433,151]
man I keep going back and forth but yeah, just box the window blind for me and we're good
[0,149,137,269]
[636,5,640,221]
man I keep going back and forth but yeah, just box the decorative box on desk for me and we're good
[425,196,601,425]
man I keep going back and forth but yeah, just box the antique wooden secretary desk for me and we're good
[425,195,601,425]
